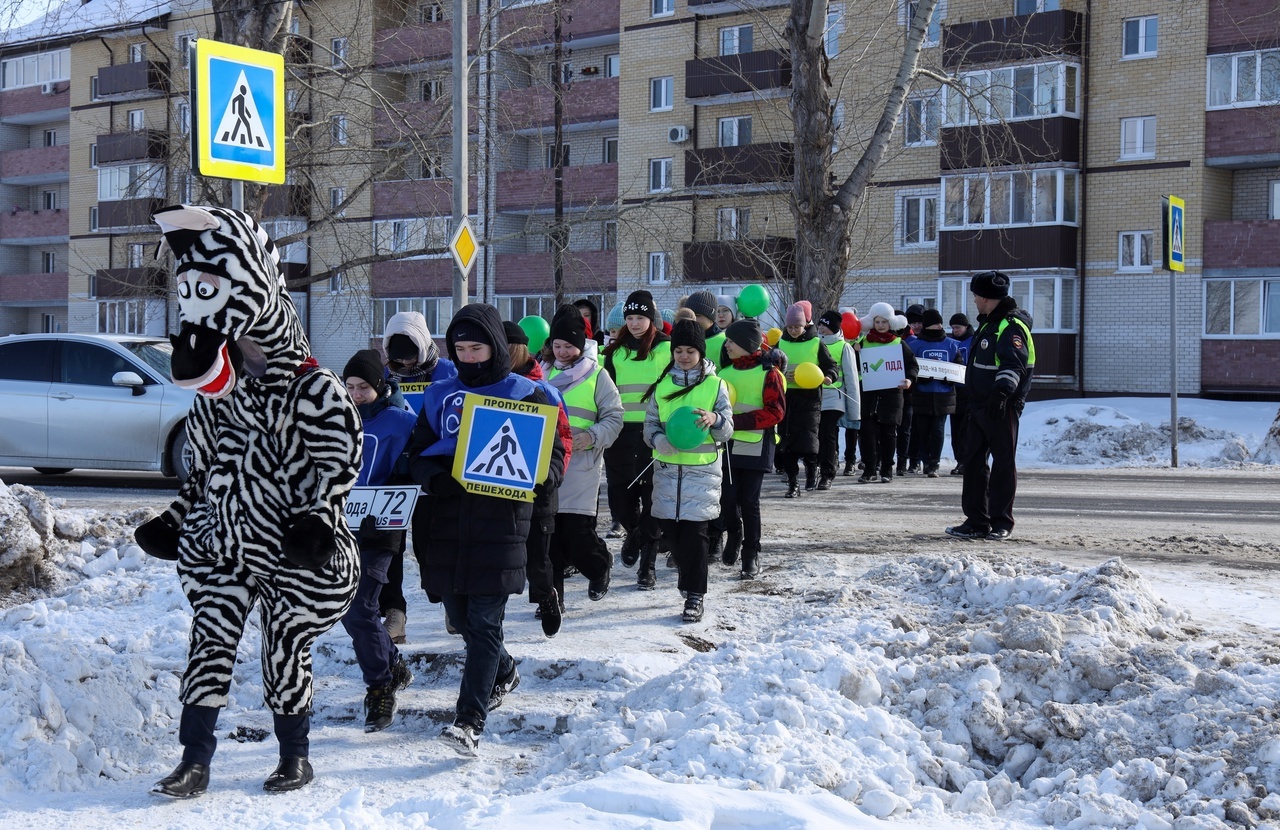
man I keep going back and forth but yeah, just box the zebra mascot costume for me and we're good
[134,204,361,798]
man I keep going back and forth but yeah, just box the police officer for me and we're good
[945,271,1034,541]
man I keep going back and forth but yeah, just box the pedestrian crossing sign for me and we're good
[452,392,559,502]
[191,39,285,184]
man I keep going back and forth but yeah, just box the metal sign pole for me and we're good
[1170,269,1178,468]
[452,0,469,312]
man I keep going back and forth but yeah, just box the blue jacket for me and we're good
[908,331,963,396]
[355,397,417,487]
[388,358,458,413]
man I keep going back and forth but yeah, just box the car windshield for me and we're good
[121,340,173,379]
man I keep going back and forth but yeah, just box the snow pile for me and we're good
[1028,405,1255,467]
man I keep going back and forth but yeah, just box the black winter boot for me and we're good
[707,532,724,564]
[636,544,657,590]
[152,761,210,799]
[263,757,314,792]
[785,478,800,498]
[740,549,760,579]
[804,465,818,491]
[620,531,642,567]
[267,712,311,790]
[722,528,742,566]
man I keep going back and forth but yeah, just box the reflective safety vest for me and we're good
[654,373,722,466]
[778,337,821,375]
[613,341,671,423]
[719,363,767,457]
[548,363,601,433]
[825,339,846,389]
[705,330,726,368]
[995,317,1036,366]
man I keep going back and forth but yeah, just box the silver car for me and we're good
[0,333,195,481]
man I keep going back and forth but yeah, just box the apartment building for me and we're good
[2,0,1277,395]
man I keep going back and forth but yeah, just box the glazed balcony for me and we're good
[93,266,166,299]
[1202,220,1280,270]
[497,163,618,211]
[96,197,165,231]
[940,117,1080,170]
[685,141,793,187]
[0,144,69,185]
[685,50,790,101]
[0,271,67,303]
[370,256,454,296]
[96,60,169,100]
[498,77,618,132]
[1204,107,1280,168]
[683,237,794,283]
[95,130,168,165]
[372,178,473,218]
[494,250,617,293]
[263,184,312,218]
[0,81,70,125]
[942,10,1083,69]
[0,208,68,244]
[938,225,1077,272]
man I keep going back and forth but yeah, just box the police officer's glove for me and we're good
[987,392,1009,421]
[430,472,466,498]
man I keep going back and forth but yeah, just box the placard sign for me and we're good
[859,342,907,392]
[452,393,559,502]
[344,486,420,530]
[916,358,966,384]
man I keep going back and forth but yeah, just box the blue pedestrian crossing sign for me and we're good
[1163,195,1185,273]
[452,393,559,502]
[191,39,285,184]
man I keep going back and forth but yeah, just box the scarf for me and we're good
[547,355,596,393]
[864,329,897,344]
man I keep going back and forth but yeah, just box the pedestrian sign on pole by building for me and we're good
[449,217,479,277]
[1163,195,1185,273]
[190,39,285,184]
[452,392,558,502]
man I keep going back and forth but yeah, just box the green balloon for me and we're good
[737,284,769,318]
[518,315,551,352]
[666,405,708,451]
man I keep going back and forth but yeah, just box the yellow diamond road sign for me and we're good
[450,217,479,276]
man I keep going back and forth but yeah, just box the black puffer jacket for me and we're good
[859,338,919,426]
[778,327,838,456]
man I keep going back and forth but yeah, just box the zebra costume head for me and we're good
[154,204,310,398]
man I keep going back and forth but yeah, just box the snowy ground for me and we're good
[0,397,1278,830]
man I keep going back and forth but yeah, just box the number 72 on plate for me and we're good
[344,486,421,530]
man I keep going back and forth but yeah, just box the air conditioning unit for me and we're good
[41,82,57,95]
[667,125,689,144]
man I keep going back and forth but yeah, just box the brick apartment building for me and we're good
[1,0,1277,395]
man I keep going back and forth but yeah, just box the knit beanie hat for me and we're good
[674,307,696,323]
[623,290,658,323]
[716,295,737,316]
[970,270,1011,299]
[661,308,676,326]
[784,300,812,327]
[502,320,528,346]
[922,308,945,328]
[949,312,971,328]
[684,290,718,322]
[450,317,493,347]
[669,318,706,359]
[605,301,625,330]
[343,349,386,394]
[724,319,763,354]
[550,312,587,351]
[905,304,926,324]
[817,310,843,334]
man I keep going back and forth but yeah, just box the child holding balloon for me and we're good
[642,319,734,622]
[776,301,838,497]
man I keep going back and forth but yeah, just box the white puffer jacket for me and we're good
[643,359,734,523]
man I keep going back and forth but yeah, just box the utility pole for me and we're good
[551,0,567,307]
[452,0,469,311]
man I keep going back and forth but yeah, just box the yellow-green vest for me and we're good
[654,373,722,465]
[778,336,821,374]
[705,330,727,369]
[995,317,1036,365]
[719,363,768,456]
[613,341,672,423]
[825,339,846,389]
[548,363,601,433]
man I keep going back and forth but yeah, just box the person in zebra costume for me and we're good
[134,204,361,798]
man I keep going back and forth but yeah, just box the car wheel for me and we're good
[33,467,74,475]
[170,425,194,483]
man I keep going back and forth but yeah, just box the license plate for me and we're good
[343,486,420,530]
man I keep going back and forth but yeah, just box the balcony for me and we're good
[683,237,794,283]
[0,144,69,185]
[1201,340,1280,394]
[495,250,617,293]
[501,0,620,51]
[940,117,1080,170]
[370,257,455,296]
[1204,107,1280,168]
[1209,0,1280,53]
[93,267,166,299]
[263,184,312,218]
[96,60,169,100]
[1202,220,1280,270]
[497,163,618,212]
[0,272,67,304]
[0,81,70,125]
[375,18,479,68]
[96,198,165,231]
[1030,333,1076,382]
[498,77,618,132]
[281,261,310,286]
[686,142,793,188]
[0,208,68,244]
[95,130,168,165]
[374,98,468,143]
[938,226,1076,272]
[372,178,471,218]
[685,50,790,101]
[942,10,1083,68]
[689,0,789,15]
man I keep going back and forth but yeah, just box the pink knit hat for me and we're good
[785,300,812,327]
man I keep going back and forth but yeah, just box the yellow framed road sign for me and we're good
[451,392,558,502]
[190,39,285,184]
[1163,195,1185,273]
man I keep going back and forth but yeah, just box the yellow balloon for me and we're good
[794,361,824,389]
[725,381,738,407]
[765,327,782,346]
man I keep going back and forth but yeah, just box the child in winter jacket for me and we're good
[642,319,734,622]
[907,309,962,477]
[815,310,861,490]
[776,301,838,497]
[856,302,919,483]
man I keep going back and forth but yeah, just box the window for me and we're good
[651,0,674,18]
[720,25,753,56]
[496,295,571,323]
[43,128,57,147]
[421,156,444,179]
[1118,231,1153,271]
[329,272,345,294]
[1270,181,1280,220]
[421,78,443,101]
[941,169,1078,229]
[650,76,673,111]
[545,143,569,168]
[129,43,145,63]
[376,297,454,336]
[42,251,56,273]
[717,115,752,147]
[331,115,349,145]
[647,251,669,284]
[89,206,98,231]
[901,194,937,246]
[903,0,944,46]
[176,100,190,135]
[940,275,1076,332]
[649,157,672,192]
[419,2,444,23]
[90,76,98,100]
[176,33,195,68]
[904,92,940,145]
[825,5,844,58]
[127,242,146,268]
[331,38,349,68]
[1204,279,1280,337]
[97,164,166,201]
[1207,50,1280,108]
[42,313,56,333]
[944,62,1080,126]
[604,54,620,78]
[1015,0,1059,14]
[1123,16,1157,59]
[1120,116,1155,159]
[42,190,57,210]
[97,299,157,335]
[176,170,193,201]
[330,187,345,213]
[716,207,750,240]
[548,61,572,85]
[602,220,617,250]
[128,109,145,131]
[90,143,97,167]
[392,221,408,252]
[603,136,618,163]
[1,48,70,90]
